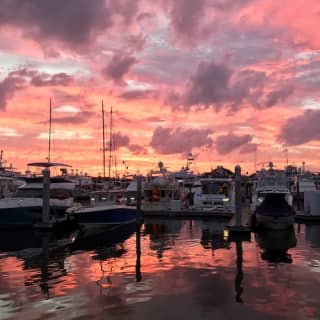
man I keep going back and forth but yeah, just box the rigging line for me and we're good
[112,117,117,178]
[102,99,106,179]
[109,106,113,180]
[48,97,52,163]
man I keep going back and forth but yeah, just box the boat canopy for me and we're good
[27,162,72,168]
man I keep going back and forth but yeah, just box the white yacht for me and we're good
[0,163,75,227]
[251,162,295,229]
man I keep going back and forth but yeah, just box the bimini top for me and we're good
[27,162,72,168]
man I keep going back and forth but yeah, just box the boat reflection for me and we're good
[0,229,77,297]
[144,220,182,259]
[200,220,231,251]
[71,222,136,260]
[255,227,297,263]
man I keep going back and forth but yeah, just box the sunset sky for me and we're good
[1,0,320,176]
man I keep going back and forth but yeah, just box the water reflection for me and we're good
[200,220,231,251]
[1,220,320,320]
[71,223,136,260]
[0,229,77,299]
[255,227,297,263]
[144,220,183,259]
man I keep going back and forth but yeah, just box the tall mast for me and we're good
[102,99,106,179]
[108,106,113,179]
[48,98,52,163]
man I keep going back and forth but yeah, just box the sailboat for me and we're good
[68,100,136,228]
[0,99,75,227]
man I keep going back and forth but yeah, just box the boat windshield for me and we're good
[16,188,73,200]
[202,182,229,196]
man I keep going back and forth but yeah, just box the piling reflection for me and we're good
[305,224,320,248]
[0,229,77,298]
[255,227,297,263]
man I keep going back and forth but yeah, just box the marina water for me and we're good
[0,220,320,320]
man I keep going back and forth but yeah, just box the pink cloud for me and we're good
[215,133,252,154]
[279,109,320,146]
[102,53,138,83]
[150,127,213,155]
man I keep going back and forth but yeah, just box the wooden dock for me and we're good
[142,210,233,219]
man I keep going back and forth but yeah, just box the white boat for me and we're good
[140,161,184,212]
[192,177,235,213]
[251,162,295,230]
[0,169,75,227]
[141,174,184,212]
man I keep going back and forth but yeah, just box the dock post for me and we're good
[235,165,242,227]
[136,175,142,217]
[42,168,50,224]
[225,165,251,239]
[34,168,54,229]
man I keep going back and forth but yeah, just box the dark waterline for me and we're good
[0,220,320,320]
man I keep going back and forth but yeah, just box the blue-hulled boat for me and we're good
[68,203,136,228]
[0,164,75,228]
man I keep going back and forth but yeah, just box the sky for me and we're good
[0,0,320,176]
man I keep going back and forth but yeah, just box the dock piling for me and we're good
[226,165,251,239]
[34,168,54,230]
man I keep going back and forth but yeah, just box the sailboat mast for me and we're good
[102,100,106,179]
[108,106,113,179]
[48,98,52,163]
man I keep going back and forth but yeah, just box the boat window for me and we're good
[16,188,42,198]
[202,182,229,196]
[50,189,73,200]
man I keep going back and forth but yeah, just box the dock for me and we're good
[142,210,233,219]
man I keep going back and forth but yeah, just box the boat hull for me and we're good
[72,205,136,227]
[255,213,295,230]
[0,205,69,227]
[254,193,295,230]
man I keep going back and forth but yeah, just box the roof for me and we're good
[27,162,72,168]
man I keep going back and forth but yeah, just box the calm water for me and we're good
[1,220,320,320]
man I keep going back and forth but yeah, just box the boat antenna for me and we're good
[254,147,257,172]
[102,99,106,179]
[48,97,52,163]
[285,141,289,167]
[109,106,113,179]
